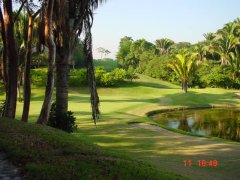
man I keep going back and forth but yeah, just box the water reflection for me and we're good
[151,108,240,142]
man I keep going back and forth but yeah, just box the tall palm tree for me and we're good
[37,0,105,124]
[155,38,174,55]
[168,53,198,93]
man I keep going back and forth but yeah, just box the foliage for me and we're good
[69,69,88,86]
[155,38,175,55]
[144,55,177,82]
[0,101,6,117]
[71,40,85,68]
[68,67,138,87]
[168,53,198,92]
[93,58,118,71]
[116,36,133,69]
[32,52,48,68]
[31,68,48,86]
[47,102,77,133]
[200,66,238,89]
[115,17,240,90]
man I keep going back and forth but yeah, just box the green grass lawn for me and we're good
[1,74,240,179]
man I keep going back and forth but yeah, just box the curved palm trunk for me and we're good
[22,16,33,122]
[84,30,100,125]
[3,0,19,118]
[37,0,55,124]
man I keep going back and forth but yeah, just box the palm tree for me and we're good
[40,0,105,124]
[213,33,238,65]
[155,38,174,55]
[203,32,216,41]
[168,53,198,93]
[193,43,207,63]
[228,48,240,81]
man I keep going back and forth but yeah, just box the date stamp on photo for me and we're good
[184,160,218,167]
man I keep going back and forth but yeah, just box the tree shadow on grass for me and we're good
[160,91,238,107]
[76,110,240,180]
[115,81,179,89]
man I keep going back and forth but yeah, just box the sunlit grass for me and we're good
[3,74,240,179]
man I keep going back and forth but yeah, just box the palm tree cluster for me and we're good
[116,17,240,92]
[0,0,105,125]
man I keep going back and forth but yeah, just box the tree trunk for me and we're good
[54,0,70,115]
[37,0,55,124]
[84,31,100,125]
[3,0,19,118]
[56,53,69,115]
[0,7,8,93]
[182,80,188,93]
[221,56,227,65]
[22,16,33,122]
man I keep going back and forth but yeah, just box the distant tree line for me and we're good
[116,18,240,92]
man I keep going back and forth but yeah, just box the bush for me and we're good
[200,65,236,89]
[69,67,137,87]
[144,55,178,82]
[31,67,137,88]
[100,72,116,86]
[31,68,48,86]
[48,102,77,133]
[69,69,88,86]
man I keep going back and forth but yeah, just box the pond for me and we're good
[151,108,240,142]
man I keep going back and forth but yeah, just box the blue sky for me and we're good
[92,0,240,59]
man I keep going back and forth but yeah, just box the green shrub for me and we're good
[94,67,107,83]
[111,68,127,81]
[126,67,139,81]
[144,55,178,82]
[31,67,137,88]
[31,68,48,86]
[100,72,116,86]
[69,69,88,86]
[69,67,137,87]
[48,102,77,133]
[200,66,236,88]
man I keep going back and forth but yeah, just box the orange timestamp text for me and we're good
[184,160,218,167]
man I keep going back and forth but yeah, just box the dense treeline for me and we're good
[116,18,240,92]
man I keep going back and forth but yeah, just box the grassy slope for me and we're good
[1,74,240,179]
[0,118,182,179]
